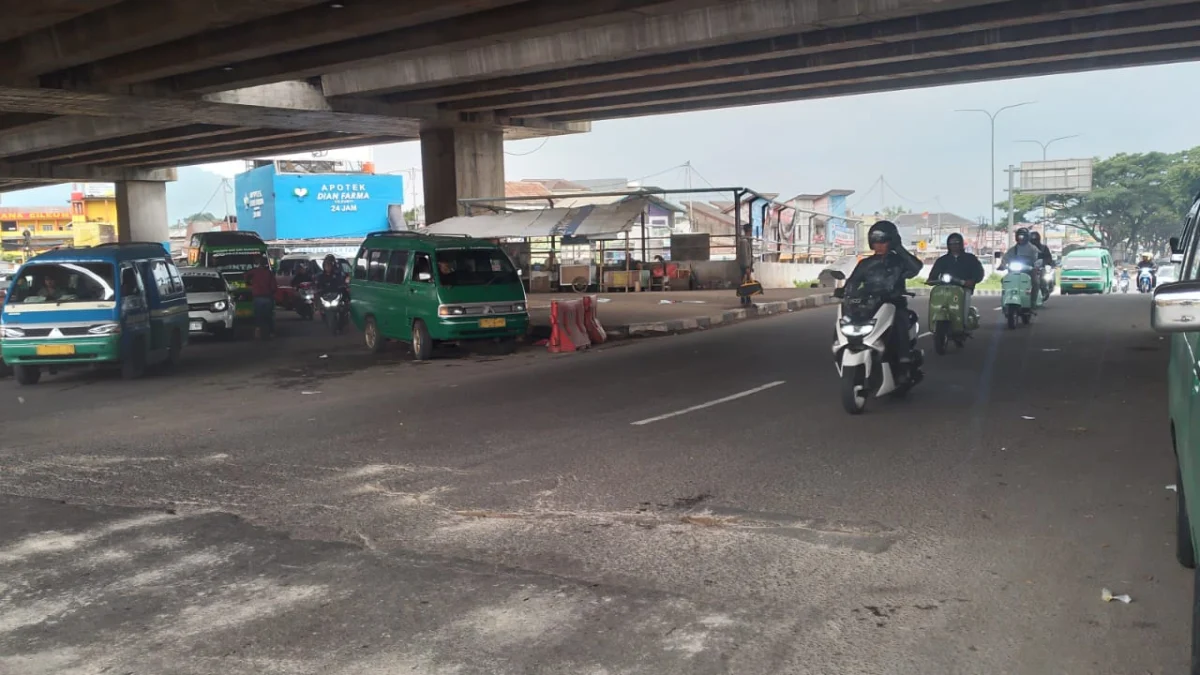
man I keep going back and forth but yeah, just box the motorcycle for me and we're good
[926,274,978,355]
[830,273,924,415]
[295,282,315,320]
[1039,265,1056,304]
[319,288,349,335]
[1119,275,1130,293]
[1001,260,1043,329]
[1138,267,1155,293]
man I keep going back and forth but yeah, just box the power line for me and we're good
[848,176,882,213]
[504,138,550,157]
[880,177,938,206]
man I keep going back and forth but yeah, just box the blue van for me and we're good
[1,243,189,385]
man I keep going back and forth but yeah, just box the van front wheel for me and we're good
[364,317,385,354]
[14,365,40,385]
[411,320,433,361]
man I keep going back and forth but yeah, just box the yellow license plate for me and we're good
[36,344,75,356]
[236,309,253,317]
[479,318,506,328]
[1072,283,1086,288]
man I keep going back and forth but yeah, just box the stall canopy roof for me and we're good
[424,198,650,241]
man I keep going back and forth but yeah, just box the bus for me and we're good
[187,231,268,320]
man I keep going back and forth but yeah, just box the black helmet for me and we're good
[1015,227,1030,243]
[946,232,964,248]
[323,254,336,266]
[868,220,897,246]
[1029,231,1042,245]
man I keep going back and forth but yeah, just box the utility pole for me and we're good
[956,102,1034,240]
[1007,165,1017,234]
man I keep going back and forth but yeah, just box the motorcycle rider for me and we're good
[842,220,922,363]
[291,261,315,288]
[1028,231,1054,298]
[1119,268,1131,290]
[1136,253,1157,288]
[927,232,985,290]
[316,254,346,294]
[998,227,1042,305]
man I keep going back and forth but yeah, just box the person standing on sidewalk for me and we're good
[736,223,754,306]
[245,255,278,340]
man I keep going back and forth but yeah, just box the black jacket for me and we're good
[845,248,922,300]
[927,252,985,285]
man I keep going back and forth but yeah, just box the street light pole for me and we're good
[1015,135,1080,227]
[956,102,1034,236]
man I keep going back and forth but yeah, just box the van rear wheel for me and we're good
[411,320,433,361]
[122,339,146,380]
[14,365,40,385]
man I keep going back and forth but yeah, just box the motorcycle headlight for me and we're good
[839,317,876,337]
[2,326,24,338]
[438,305,466,317]
[87,323,121,335]
[940,274,952,283]
[1008,262,1026,272]
[210,300,227,311]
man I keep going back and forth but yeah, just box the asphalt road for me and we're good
[0,293,1184,674]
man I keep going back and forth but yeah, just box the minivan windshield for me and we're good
[8,262,116,304]
[1065,256,1103,270]
[182,275,227,294]
[435,249,519,286]
[209,252,260,272]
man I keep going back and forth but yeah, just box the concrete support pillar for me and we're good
[420,127,504,225]
[115,180,169,246]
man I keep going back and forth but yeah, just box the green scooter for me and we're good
[1000,261,1044,329]
[926,274,979,354]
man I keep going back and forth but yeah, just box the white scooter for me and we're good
[1119,274,1130,293]
[829,272,924,415]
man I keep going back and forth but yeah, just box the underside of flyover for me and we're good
[1,0,1199,226]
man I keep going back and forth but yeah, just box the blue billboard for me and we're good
[234,164,404,240]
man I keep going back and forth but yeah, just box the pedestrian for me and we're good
[245,255,277,340]
[736,223,754,306]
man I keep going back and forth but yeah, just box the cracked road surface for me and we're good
[0,295,1186,674]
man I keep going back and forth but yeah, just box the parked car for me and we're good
[1,243,188,384]
[181,267,235,339]
[349,231,528,360]
[1151,193,1200,672]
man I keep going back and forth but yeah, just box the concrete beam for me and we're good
[523,29,1199,118]
[544,45,1200,121]
[6,125,245,163]
[129,134,385,169]
[0,161,176,182]
[57,0,522,88]
[0,179,61,194]
[54,130,316,166]
[0,1,122,42]
[0,85,423,137]
[320,0,1000,96]
[165,0,700,94]
[0,116,179,158]
[452,3,1200,112]
[385,0,1191,104]
[0,0,322,80]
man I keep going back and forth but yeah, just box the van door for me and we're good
[383,249,410,338]
[1176,200,1200,538]
[405,252,437,339]
[119,264,150,358]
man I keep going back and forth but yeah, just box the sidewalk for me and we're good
[527,287,835,337]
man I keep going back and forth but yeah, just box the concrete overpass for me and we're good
[2,0,1199,240]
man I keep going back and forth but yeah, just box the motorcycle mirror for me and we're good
[832,287,845,298]
[417,272,432,282]
[829,270,846,280]
[1170,236,1181,254]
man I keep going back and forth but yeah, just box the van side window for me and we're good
[386,250,410,284]
[367,250,388,282]
[151,260,173,298]
[1182,199,1200,281]
[166,261,184,294]
[353,247,368,280]
[412,253,433,283]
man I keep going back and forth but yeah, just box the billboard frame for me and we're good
[1018,158,1093,195]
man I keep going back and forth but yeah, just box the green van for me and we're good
[349,231,529,360]
[1151,194,1200,671]
[1059,247,1114,294]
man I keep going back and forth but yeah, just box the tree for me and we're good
[994,193,1041,227]
[875,205,909,219]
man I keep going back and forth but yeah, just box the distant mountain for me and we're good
[0,165,234,224]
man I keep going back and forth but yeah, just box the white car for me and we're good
[181,267,234,338]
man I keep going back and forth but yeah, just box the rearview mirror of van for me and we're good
[417,272,432,282]
[1171,236,1182,254]
[1151,281,1200,333]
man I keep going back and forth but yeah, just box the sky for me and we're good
[4,61,1200,225]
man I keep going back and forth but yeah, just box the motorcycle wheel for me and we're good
[1006,307,1017,330]
[1021,312,1031,325]
[840,364,867,415]
[933,321,950,355]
